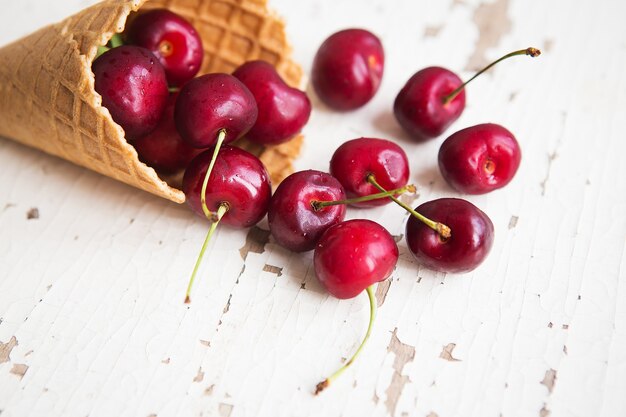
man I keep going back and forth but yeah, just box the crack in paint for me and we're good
[440,343,461,362]
[385,328,416,417]
[26,207,39,220]
[219,403,234,417]
[239,227,270,261]
[223,295,232,314]
[10,363,28,379]
[193,367,204,383]
[541,369,557,393]
[466,0,512,72]
[263,265,283,277]
[423,25,443,38]
[375,279,392,307]
[0,336,18,364]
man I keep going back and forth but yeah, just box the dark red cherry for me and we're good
[93,45,169,137]
[132,93,202,173]
[314,219,398,299]
[175,73,258,148]
[268,170,346,253]
[394,48,541,142]
[394,67,465,141]
[127,9,203,87]
[233,60,311,145]
[405,198,494,273]
[330,138,409,207]
[183,145,271,228]
[312,29,384,110]
[439,123,521,194]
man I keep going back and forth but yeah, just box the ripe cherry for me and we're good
[314,219,398,394]
[175,73,258,149]
[330,138,409,207]
[233,60,311,145]
[127,9,203,87]
[268,170,346,253]
[93,45,169,138]
[132,93,201,174]
[312,29,384,110]
[183,145,271,302]
[405,198,494,273]
[394,47,541,142]
[439,123,521,194]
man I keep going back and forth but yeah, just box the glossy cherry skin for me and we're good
[175,73,258,148]
[312,29,384,110]
[394,67,466,141]
[183,146,271,228]
[132,94,202,173]
[233,60,311,145]
[268,170,346,252]
[314,219,398,299]
[127,9,203,87]
[93,45,169,138]
[330,138,409,207]
[405,198,494,273]
[439,123,521,194]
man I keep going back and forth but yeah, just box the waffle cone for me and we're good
[0,0,303,203]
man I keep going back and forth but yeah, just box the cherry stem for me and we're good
[311,184,417,211]
[442,47,542,106]
[96,46,109,58]
[367,175,451,239]
[184,203,229,304]
[315,284,377,395]
[184,129,229,304]
[109,34,124,48]
[201,129,227,219]
[168,87,181,93]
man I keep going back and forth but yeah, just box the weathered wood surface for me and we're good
[1,0,625,416]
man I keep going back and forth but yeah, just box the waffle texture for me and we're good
[0,0,303,203]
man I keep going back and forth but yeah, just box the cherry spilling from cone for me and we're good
[91,8,541,394]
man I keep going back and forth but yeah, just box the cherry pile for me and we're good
[92,11,540,394]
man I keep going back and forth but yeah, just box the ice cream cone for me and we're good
[0,0,303,203]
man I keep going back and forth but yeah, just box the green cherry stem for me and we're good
[96,46,109,58]
[442,47,542,106]
[168,86,181,93]
[184,203,229,304]
[109,33,124,48]
[367,175,451,239]
[311,184,417,211]
[184,129,229,304]
[201,129,227,219]
[315,284,377,395]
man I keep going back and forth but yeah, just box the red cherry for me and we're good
[313,219,398,394]
[93,45,169,138]
[312,29,384,110]
[175,73,258,148]
[183,145,271,228]
[394,67,465,141]
[315,219,398,299]
[394,47,541,142]
[330,138,409,207]
[439,123,521,194]
[132,94,202,174]
[233,60,311,145]
[405,198,494,273]
[268,170,346,253]
[127,9,203,87]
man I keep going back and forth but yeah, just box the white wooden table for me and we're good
[1,0,625,416]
